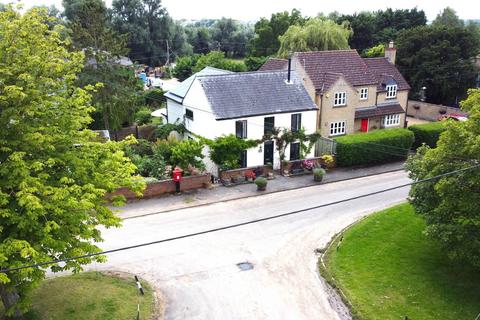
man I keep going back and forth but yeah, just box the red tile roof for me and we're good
[258,58,288,71]
[293,50,378,93]
[258,50,411,94]
[364,58,411,91]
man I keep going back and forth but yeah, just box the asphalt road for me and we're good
[89,171,410,319]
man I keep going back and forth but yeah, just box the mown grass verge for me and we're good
[320,203,480,320]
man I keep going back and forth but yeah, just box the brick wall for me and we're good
[281,156,336,175]
[407,100,467,121]
[109,173,211,201]
[219,166,271,181]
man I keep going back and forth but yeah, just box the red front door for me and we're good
[361,118,369,132]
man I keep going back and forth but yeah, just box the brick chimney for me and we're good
[385,41,396,64]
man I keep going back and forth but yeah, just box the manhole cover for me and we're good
[236,262,254,271]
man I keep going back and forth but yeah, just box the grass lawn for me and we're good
[1,272,155,320]
[322,203,480,320]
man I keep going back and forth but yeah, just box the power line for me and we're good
[1,163,479,274]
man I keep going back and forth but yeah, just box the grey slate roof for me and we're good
[354,102,405,119]
[165,67,232,103]
[197,71,317,120]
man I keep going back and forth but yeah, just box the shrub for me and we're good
[144,89,165,107]
[408,121,446,149]
[156,122,185,140]
[124,139,154,157]
[335,128,414,167]
[313,168,326,178]
[204,135,259,169]
[170,140,205,171]
[134,107,153,125]
[244,56,268,71]
[255,177,268,189]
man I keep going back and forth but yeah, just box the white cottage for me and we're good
[165,67,318,174]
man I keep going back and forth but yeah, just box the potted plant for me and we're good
[231,175,244,184]
[313,168,326,182]
[244,170,256,182]
[255,177,268,191]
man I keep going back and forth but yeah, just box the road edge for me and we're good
[123,168,406,220]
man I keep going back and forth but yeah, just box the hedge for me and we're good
[408,121,446,149]
[335,128,414,167]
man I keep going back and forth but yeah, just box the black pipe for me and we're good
[287,58,292,83]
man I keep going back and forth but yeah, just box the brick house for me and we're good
[259,42,410,137]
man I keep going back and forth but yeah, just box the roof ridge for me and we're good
[364,57,388,61]
[197,70,291,78]
[265,57,288,61]
[294,49,358,55]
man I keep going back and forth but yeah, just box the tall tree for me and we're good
[335,8,427,52]
[63,0,127,55]
[406,88,480,268]
[187,27,211,54]
[249,9,305,57]
[211,18,253,58]
[111,0,191,65]
[277,18,351,57]
[63,0,144,130]
[432,7,464,28]
[396,25,480,105]
[0,7,142,317]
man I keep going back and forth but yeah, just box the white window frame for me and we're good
[359,88,368,100]
[334,92,347,106]
[386,85,397,99]
[329,120,346,136]
[383,114,401,127]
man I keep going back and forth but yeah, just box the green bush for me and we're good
[408,121,446,149]
[255,177,268,188]
[134,107,153,125]
[155,122,185,140]
[170,140,205,171]
[144,88,165,107]
[335,128,414,167]
[204,134,259,169]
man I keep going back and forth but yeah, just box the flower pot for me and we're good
[257,185,266,191]
[314,175,323,182]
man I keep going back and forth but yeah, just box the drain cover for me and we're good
[236,262,254,271]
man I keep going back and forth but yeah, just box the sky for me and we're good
[1,0,479,22]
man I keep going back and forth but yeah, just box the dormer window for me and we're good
[386,84,397,99]
[359,88,368,100]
